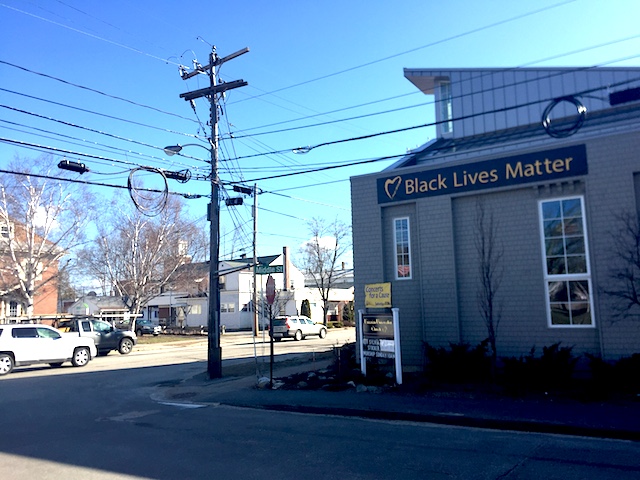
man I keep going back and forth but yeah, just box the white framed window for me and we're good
[394,217,412,280]
[9,300,19,317]
[220,303,235,313]
[190,304,202,315]
[0,223,13,240]
[539,197,594,327]
[438,81,453,136]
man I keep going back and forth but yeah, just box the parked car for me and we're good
[0,324,97,376]
[58,318,137,356]
[134,319,162,336]
[270,315,327,341]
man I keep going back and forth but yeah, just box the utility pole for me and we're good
[179,46,248,379]
[253,183,259,336]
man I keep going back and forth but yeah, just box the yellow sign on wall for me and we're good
[365,282,392,308]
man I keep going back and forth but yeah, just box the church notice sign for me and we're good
[377,144,587,204]
[358,308,403,384]
[362,313,395,359]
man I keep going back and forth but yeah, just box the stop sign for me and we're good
[265,275,276,305]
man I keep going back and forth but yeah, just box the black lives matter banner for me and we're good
[377,144,587,204]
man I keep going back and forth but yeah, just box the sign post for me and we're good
[266,275,276,386]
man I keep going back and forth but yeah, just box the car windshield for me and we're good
[37,327,60,339]
[93,320,112,333]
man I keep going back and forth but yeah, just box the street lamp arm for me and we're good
[163,143,212,156]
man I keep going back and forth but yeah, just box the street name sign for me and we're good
[255,265,284,275]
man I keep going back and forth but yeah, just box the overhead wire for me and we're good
[228,0,579,105]
[0,60,194,122]
[222,73,640,165]
[0,118,204,173]
[3,0,638,234]
[0,166,202,199]
[232,48,640,142]
[0,87,203,140]
[0,4,183,67]
[2,17,635,182]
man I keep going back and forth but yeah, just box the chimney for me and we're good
[283,246,290,291]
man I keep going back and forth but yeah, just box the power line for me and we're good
[0,118,205,172]
[0,5,182,67]
[0,166,203,198]
[233,48,640,141]
[0,59,194,122]
[224,74,640,163]
[0,136,209,179]
[0,87,202,139]
[229,0,578,105]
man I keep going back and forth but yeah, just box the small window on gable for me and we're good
[438,81,453,136]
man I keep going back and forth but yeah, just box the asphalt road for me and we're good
[1,328,639,479]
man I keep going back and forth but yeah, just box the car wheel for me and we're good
[274,337,282,342]
[319,328,327,339]
[136,329,143,337]
[49,362,63,368]
[294,330,303,341]
[0,353,14,375]
[72,347,90,367]
[119,338,134,354]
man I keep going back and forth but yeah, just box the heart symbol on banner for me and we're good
[384,176,402,200]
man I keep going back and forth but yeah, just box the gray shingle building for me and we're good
[350,67,640,370]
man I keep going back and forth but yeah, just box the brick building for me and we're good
[350,67,640,370]
[0,220,59,322]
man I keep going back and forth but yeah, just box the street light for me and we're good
[164,141,222,379]
[163,143,211,157]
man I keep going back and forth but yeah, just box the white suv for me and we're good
[0,324,97,375]
[270,315,327,341]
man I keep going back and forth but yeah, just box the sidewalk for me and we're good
[156,353,640,442]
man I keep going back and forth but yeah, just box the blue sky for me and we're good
[1,0,639,268]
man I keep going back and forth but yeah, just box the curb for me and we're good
[236,401,640,442]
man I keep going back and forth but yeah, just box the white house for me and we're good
[66,294,136,324]
[142,247,354,331]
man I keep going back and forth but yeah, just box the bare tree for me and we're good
[603,211,640,320]
[78,194,207,320]
[0,155,93,318]
[474,201,504,363]
[298,217,350,325]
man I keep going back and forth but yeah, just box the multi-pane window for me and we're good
[221,303,235,313]
[394,217,412,280]
[0,223,13,239]
[539,197,593,327]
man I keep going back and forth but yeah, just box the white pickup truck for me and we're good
[0,323,97,375]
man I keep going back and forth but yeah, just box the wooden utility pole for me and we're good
[178,46,248,379]
[253,183,259,336]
